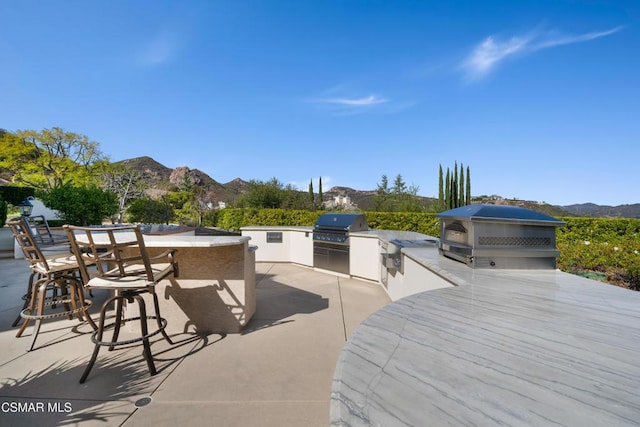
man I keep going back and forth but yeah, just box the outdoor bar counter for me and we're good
[330,248,640,426]
[128,234,256,335]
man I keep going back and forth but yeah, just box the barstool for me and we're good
[7,217,97,351]
[64,224,178,383]
[9,215,72,328]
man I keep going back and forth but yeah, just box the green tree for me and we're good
[397,183,423,212]
[318,176,323,209]
[0,131,36,184]
[373,174,390,211]
[281,184,310,210]
[445,169,451,209]
[438,165,444,210]
[452,162,458,208]
[440,162,472,210]
[237,178,284,208]
[308,179,315,207]
[41,185,118,225]
[465,166,471,205]
[8,127,106,190]
[126,197,173,224]
[392,174,407,195]
[373,174,423,212]
[459,163,465,207]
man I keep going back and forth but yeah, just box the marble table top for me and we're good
[331,264,640,426]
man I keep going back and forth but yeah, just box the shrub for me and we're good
[0,186,35,205]
[126,197,174,224]
[40,185,118,225]
[0,195,7,227]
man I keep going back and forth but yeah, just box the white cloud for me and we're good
[463,35,531,80]
[308,89,393,116]
[316,95,388,106]
[534,26,624,49]
[139,31,180,66]
[462,26,624,81]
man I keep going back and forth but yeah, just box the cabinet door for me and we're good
[349,237,380,281]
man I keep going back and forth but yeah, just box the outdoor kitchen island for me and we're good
[241,209,640,426]
[125,234,257,335]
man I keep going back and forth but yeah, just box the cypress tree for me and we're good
[309,179,314,206]
[318,176,323,209]
[445,168,451,210]
[440,161,472,209]
[453,162,458,208]
[438,164,444,210]
[465,166,471,205]
[459,163,465,207]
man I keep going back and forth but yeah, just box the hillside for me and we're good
[561,203,640,218]
[82,157,640,218]
[116,156,247,204]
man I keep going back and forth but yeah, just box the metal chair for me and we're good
[7,217,97,351]
[26,215,69,246]
[64,224,178,383]
[9,216,73,328]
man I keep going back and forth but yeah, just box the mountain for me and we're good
[560,203,640,218]
[116,156,247,204]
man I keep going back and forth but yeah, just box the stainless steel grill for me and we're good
[313,213,368,275]
[437,204,565,269]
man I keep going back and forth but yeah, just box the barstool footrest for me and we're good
[20,298,93,321]
[91,315,168,347]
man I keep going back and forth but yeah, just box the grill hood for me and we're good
[437,204,565,227]
[314,213,368,232]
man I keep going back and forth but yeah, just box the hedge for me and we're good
[0,186,35,205]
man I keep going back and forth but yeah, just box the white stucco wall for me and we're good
[27,198,60,220]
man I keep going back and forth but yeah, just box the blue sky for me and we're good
[1,0,638,206]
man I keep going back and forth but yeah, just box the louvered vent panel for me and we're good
[478,236,551,247]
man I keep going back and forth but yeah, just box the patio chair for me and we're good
[64,224,178,383]
[9,215,72,327]
[6,217,97,351]
[26,215,69,246]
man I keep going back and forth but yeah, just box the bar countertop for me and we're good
[142,234,251,247]
[331,246,640,426]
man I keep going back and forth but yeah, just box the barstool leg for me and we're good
[77,285,97,330]
[151,290,173,345]
[27,281,49,351]
[12,271,37,327]
[109,294,124,351]
[58,279,74,320]
[133,294,157,376]
[80,294,118,384]
[16,277,44,338]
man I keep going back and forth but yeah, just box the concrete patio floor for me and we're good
[0,258,390,426]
